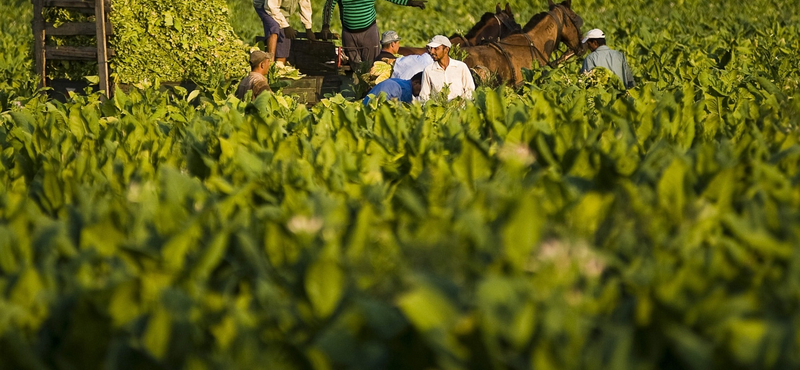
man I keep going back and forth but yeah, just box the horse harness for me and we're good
[452,11,521,47]
[485,5,581,79]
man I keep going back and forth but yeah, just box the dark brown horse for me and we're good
[463,0,585,85]
[397,3,521,56]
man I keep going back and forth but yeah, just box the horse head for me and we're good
[457,3,521,45]
[549,0,585,58]
[496,3,522,38]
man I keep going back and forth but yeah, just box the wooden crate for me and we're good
[281,74,344,105]
[287,39,341,76]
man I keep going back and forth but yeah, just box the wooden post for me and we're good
[95,0,110,96]
[32,0,46,87]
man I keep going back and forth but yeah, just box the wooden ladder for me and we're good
[31,0,113,95]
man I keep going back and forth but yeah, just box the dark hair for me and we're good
[590,38,606,46]
[411,72,424,83]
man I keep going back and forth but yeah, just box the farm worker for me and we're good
[236,50,273,100]
[253,0,315,67]
[321,0,425,70]
[418,35,475,101]
[362,72,423,105]
[579,28,635,89]
[362,31,402,85]
[375,30,401,63]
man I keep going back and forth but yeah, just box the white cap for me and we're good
[426,35,451,48]
[581,28,605,44]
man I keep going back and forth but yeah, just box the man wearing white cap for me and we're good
[419,35,475,101]
[580,28,635,89]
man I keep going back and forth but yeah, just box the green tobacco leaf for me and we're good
[569,191,615,237]
[191,231,230,281]
[657,158,687,223]
[186,89,200,103]
[396,284,458,332]
[478,87,508,138]
[83,75,100,85]
[162,223,201,271]
[452,136,492,185]
[0,227,19,274]
[67,105,86,142]
[503,193,543,270]
[305,258,345,318]
[108,281,141,327]
[143,307,172,360]
[9,268,45,309]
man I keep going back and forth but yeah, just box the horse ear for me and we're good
[565,0,572,8]
[547,0,555,8]
[505,3,512,14]
[496,3,501,13]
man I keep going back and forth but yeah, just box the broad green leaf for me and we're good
[143,307,172,360]
[657,158,687,223]
[503,193,543,270]
[305,258,345,318]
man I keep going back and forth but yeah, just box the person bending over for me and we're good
[362,72,423,105]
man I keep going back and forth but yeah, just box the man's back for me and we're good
[362,78,413,104]
[236,72,271,100]
[581,45,634,89]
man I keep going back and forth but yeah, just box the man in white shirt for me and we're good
[418,35,475,101]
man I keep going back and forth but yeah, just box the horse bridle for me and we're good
[453,10,521,47]
[493,11,522,40]
[491,4,583,71]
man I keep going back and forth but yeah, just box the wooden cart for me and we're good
[280,38,350,105]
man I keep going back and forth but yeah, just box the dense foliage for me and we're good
[0,0,37,106]
[9,0,250,85]
[3,0,800,369]
[108,0,250,84]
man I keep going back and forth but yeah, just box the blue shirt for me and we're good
[362,78,413,104]
[580,45,635,89]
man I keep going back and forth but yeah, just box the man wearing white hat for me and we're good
[419,35,475,101]
[580,28,635,89]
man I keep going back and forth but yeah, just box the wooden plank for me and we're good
[95,0,109,95]
[33,0,47,87]
[286,76,321,89]
[45,21,113,36]
[41,0,111,11]
[45,45,115,60]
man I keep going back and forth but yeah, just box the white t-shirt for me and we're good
[419,58,475,101]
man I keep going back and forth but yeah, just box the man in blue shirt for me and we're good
[362,72,423,104]
[580,28,635,89]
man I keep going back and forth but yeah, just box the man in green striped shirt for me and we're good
[322,0,425,70]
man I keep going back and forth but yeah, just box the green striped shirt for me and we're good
[324,0,409,32]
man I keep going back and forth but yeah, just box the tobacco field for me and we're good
[2,0,800,368]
